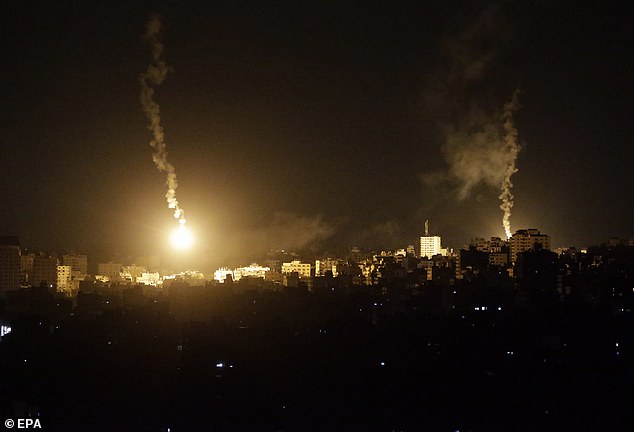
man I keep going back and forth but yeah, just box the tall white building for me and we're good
[419,220,444,258]
[420,236,442,258]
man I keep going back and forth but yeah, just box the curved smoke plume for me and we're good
[422,3,521,239]
[139,15,186,226]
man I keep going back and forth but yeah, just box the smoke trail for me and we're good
[421,3,522,240]
[423,91,521,239]
[139,15,186,225]
[499,90,520,239]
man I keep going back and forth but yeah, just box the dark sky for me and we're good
[1,1,632,269]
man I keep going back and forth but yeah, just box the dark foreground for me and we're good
[1,284,633,431]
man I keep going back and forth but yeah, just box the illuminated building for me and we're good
[214,268,233,283]
[471,237,508,253]
[281,260,312,279]
[419,220,444,258]
[0,236,21,293]
[163,270,206,287]
[120,265,147,283]
[137,272,162,287]
[315,258,339,276]
[420,236,442,258]
[56,265,72,294]
[233,264,270,281]
[509,229,551,263]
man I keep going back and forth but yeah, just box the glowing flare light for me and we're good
[170,225,194,250]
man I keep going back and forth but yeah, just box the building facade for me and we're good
[0,237,21,293]
[56,265,73,294]
[281,260,312,279]
[419,236,442,258]
[510,229,551,263]
[62,253,88,278]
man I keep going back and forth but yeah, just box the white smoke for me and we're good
[139,15,186,225]
[499,91,520,238]
[436,91,520,239]
[422,3,521,239]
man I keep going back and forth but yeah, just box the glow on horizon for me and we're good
[170,225,194,250]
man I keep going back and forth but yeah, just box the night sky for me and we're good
[1,1,632,269]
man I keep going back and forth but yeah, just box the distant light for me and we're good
[380,361,386,366]
[216,362,224,368]
[1,325,12,337]
[497,307,502,311]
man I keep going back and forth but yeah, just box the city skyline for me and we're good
[1,2,632,266]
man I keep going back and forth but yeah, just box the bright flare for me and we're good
[170,225,194,250]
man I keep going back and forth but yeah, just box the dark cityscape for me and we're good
[1,1,633,431]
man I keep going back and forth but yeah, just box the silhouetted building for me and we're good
[510,229,551,263]
[517,248,559,304]
[97,261,123,282]
[469,237,510,267]
[29,252,58,287]
[62,253,88,278]
[136,255,161,272]
[0,236,21,294]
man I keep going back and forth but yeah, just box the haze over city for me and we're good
[1,1,632,270]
